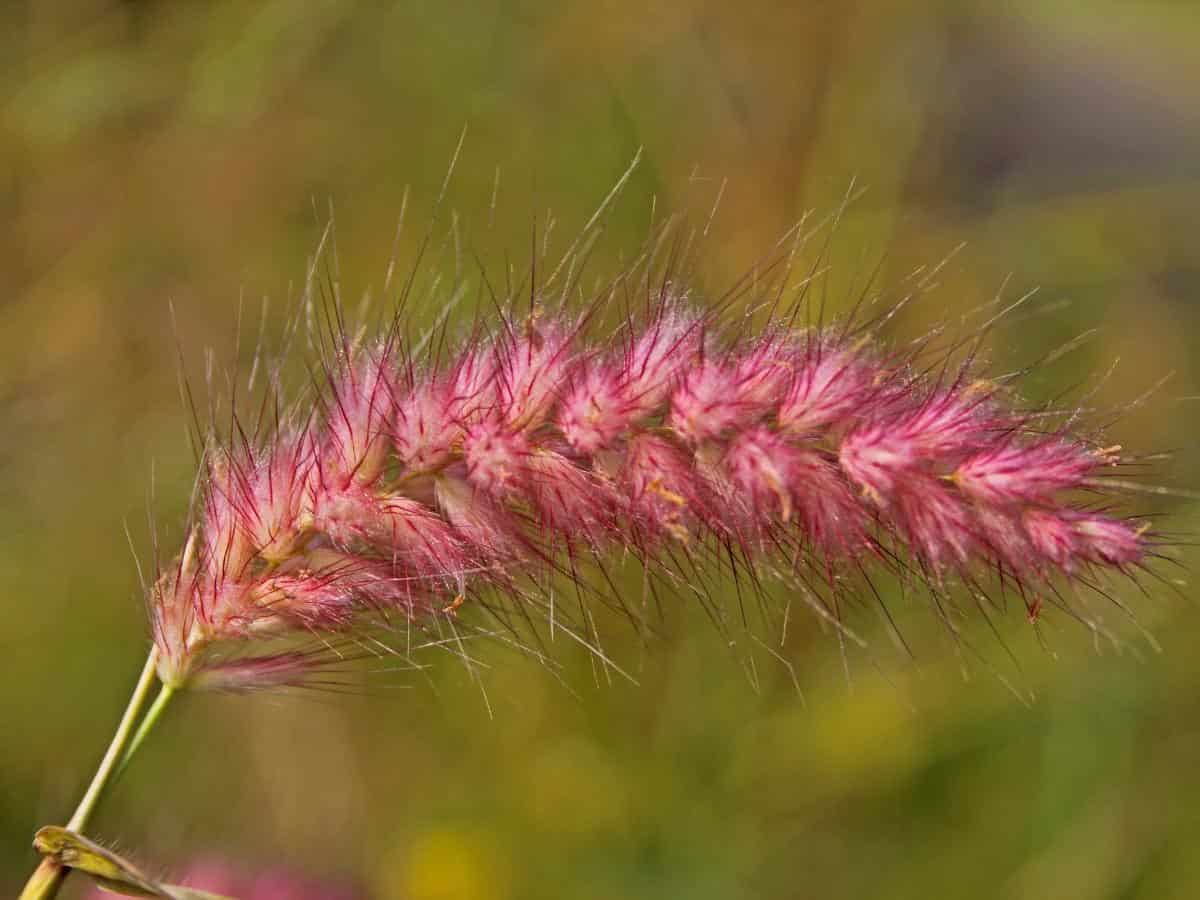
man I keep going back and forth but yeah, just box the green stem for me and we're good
[66,650,163,831]
[18,647,165,900]
[115,682,176,780]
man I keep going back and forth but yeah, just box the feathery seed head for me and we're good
[953,438,1107,506]
[462,421,528,497]
[491,321,575,430]
[150,235,1165,693]
[323,346,395,489]
[623,432,720,543]
[559,310,700,453]
[670,359,762,444]
[433,471,526,561]
[724,427,869,556]
[776,341,874,435]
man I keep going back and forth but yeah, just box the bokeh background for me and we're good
[3,1,1200,898]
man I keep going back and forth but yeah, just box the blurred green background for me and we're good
[3,1,1200,897]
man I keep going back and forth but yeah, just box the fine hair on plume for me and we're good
[18,149,1178,899]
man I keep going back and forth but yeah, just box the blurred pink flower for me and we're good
[84,858,365,900]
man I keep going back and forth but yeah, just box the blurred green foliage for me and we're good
[2,1,1200,897]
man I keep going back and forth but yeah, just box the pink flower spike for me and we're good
[622,309,701,413]
[146,277,1163,695]
[669,335,792,444]
[669,360,747,443]
[974,507,1033,573]
[954,438,1105,505]
[465,421,614,539]
[1022,509,1145,572]
[732,333,795,410]
[190,651,330,692]
[899,387,996,458]
[462,420,529,498]
[392,379,461,471]
[667,343,789,444]
[838,426,912,502]
[392,344,493,471]
[1022,508,1081,571]
[249,549,430,627]
[560,310,701,452]
[724,427,868,557]
[777,341,874,435]
[622,433,717,542]
[889,475,978,571]
[207,439,312,572]
[522,447,617,540]
[200,455,256,585]
[239,431,314,562]
[434,472,526,560]
[311,485,474,590]
[839,387,996,502]
[201,431,316,585]
[559,364,629,454]
[1073,513,1146,568]
[492,322,575,429]
[324,346,395,489]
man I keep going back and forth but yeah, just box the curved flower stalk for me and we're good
[20,226,1164,899]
